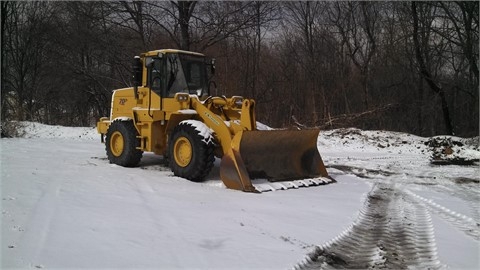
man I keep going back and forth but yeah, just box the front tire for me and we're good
[169,120,215,182]
[105,120,143,167]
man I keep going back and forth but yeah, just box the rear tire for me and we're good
[105,120,143,167]
[169,120,215,182]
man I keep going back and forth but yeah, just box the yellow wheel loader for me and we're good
[96,49,333,192]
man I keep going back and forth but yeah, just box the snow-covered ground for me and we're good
[1,122,479,269]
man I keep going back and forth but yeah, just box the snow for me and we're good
[256,121,273,131]
[180,120,214,144]
[432,215,480,268]
[112,116,133,122]
[13,121,98,140]
[426,136,480,164]
[177,109,198,115]
[1,123,479,269]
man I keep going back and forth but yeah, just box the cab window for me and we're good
[146,57,164,94]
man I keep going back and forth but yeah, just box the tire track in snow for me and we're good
[412,168,480,225]
[436,183,480,226]
[293,183,442,269]
[127,174,207,266]
[13,178,63,268]
[406,190,480,241]
[330,162,480,232]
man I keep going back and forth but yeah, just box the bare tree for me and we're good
[327,1,380,110]
[1,1,11,123]
[283,1,324,125]
[436,1,479,83]
[120,1,266,51]
[411,1,454,135]
[1,1,55,121]
[1,1,477,136]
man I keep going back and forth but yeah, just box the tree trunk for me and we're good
[1,1,8,122]
[411,1,454,135]
[176,1,196,50]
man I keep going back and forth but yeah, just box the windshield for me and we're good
[166,53,208,97]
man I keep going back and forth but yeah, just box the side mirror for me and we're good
[132,56,143,87]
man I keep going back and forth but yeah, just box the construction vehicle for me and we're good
[96,49,333,192]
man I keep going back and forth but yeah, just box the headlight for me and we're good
[235,99,243,107]
[231,96,244,107]
[175,93,190,102]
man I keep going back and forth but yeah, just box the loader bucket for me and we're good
[220,129,332,192]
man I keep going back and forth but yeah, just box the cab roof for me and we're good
[142,49,205,57]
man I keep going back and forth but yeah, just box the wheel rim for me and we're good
[110,131,124,157]
[174,136,192,167]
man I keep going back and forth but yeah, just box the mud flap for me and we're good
[219,129,331,192]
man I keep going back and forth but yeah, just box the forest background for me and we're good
[1,1,478,137]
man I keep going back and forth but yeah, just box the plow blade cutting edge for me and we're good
[220,129,334,193]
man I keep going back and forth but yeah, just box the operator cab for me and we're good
[134,49,215,98]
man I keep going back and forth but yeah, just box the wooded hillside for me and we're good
[1,1,478,137]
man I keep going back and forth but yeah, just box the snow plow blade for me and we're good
[220,129,334,193]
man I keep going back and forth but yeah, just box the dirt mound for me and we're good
[425,136,480,165]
